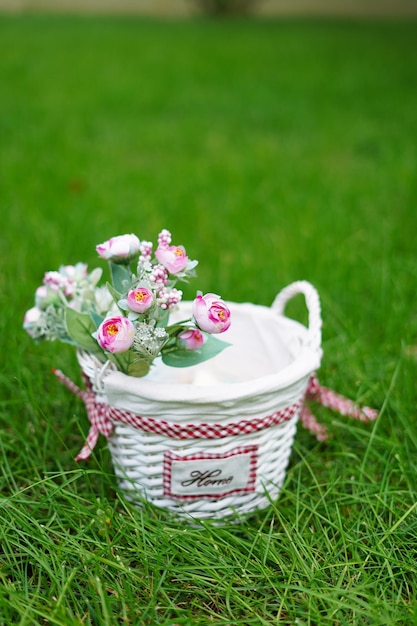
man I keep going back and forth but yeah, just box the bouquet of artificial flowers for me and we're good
[23,229,231,377]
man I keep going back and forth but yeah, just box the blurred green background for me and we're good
[2,16,416,376]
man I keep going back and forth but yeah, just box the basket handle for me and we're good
[271,281,322,351]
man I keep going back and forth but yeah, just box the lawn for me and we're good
[1,13,417,625]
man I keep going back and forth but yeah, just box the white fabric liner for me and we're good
[103,301,322,421]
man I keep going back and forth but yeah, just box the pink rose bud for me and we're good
[192,293,231,334]
[61,263,88,280]
[96,234,140,264]
[177,328,205,350]
[43,270,65,292]
[23,307,42,336]
[96,316,135,353]
[35,285,61,308]
[127,286,154,313]
[43,270,75,297]
[155,245,188,275]
[35,285,48,307]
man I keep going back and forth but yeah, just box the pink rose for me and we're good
[96,316,135,353]
[127,286,154,313]
[192,293,231,334]
[155,245,188,275]
[177,328,205,350]
[96,234,140,264]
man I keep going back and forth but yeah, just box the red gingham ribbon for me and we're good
[301,373,378,441]
[52,369,113,461]
[106,401,300,440]
[53,369,378,460]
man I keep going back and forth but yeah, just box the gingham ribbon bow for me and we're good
[52,369,113,461]
[53,369,378,461]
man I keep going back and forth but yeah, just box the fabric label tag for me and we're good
[163,445,258,500]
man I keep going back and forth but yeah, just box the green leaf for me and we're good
[65,307,104,355]
[107,352,151,377]
[164,321,192,337]
[126,359,151,378]
[106,281,124,312]
[90,310,104,329]
[153,307,170,327]
[161,335,230,368]
[110,262,131,294]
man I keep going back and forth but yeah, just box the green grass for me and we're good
[1,13,417,624]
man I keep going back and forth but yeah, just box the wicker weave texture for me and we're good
[107,410,299,520]
[79,281,322,521]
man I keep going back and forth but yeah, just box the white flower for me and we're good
[94,286,115,315]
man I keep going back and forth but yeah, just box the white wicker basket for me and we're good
[77,281,322,522]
